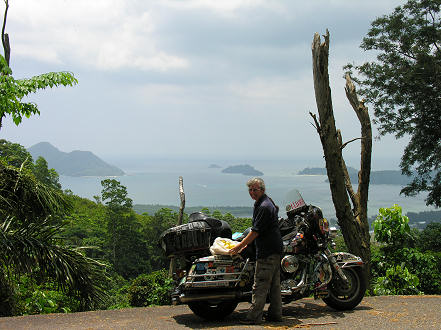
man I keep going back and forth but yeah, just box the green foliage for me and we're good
[0,217,108,312]
[0,53,77,128]
[346,0,441,207]
[33,157,61,190]
[15,276,81,315]
[371,205,441,294]
[63,195,107,259]
[373,265,420,296]
[372,204,415,248]
[417,222,441,252]
[101,273,131,310]
[0,139,33,169]
[101,180,150,279]
[141,208,180,271]
[101,179,133,211]
[0,162,70,223]
[127,269,173,307]
[331,232,349,252]
[0,140,62,192]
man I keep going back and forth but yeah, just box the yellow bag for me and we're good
[210,237,239,255]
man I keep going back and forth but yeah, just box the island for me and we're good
[222,164,263,176]
[298,167,412,185]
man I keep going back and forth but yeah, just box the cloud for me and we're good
[8,0,188,71]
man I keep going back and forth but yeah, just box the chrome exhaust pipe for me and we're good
[178,291,251,303]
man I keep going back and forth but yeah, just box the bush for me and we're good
[371,205,441,295]
[128,269,173,307]
[15,276,80,315]
[373,265,420,296]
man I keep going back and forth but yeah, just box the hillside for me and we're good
[28,142,124,177]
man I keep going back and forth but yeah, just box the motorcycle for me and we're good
[159,190,366,320]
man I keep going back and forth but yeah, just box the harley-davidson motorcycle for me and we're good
[159,190,366,320]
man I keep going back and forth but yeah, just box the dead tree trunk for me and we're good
[310,30,372,280]
[169,176,185,277]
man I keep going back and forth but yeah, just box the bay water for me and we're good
[59,159,434,220]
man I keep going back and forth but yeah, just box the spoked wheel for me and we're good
[322,267,366,310]
[188,300,239,320]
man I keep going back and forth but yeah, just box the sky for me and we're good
[1,0,407,169]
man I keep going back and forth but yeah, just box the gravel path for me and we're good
[1,295,440,329]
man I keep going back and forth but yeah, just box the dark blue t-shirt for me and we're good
[251,194,283,259]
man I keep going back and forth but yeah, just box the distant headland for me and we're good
[28,142,124,177]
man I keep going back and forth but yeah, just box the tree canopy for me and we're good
[347,0,441,207]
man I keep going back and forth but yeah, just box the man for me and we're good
[229,177,283,324]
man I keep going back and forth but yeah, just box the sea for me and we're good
[58,158,435,220]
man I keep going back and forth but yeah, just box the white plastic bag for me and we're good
[210,237,239,255]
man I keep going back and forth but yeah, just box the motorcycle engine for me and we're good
[281,255,299,273]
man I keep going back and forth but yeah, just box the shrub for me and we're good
[371,205,441,295]
[373,265,420,296]
[128,269,173,307]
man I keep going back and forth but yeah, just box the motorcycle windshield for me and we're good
[284,189,307,214]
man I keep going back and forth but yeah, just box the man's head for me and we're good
[246,177,265,201]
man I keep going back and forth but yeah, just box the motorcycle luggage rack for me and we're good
[184,258,252,289]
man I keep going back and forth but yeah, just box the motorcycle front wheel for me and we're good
[188,300,238,320]
[322,266,366,310]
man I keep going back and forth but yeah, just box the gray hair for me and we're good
[246,177,265,191]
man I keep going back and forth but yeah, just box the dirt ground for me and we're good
[1,295,440,330]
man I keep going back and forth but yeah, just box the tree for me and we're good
[141,208,180,271]
[101,179,149,278]
[311,31,372,280]
[0,0,77,131]
[0,163,107,315]
[0,139,33,169]
[0,139,62,196]
[101,179,132,211]
[0,162,69,222]
[346,0,441,207]
[33,156,62,190]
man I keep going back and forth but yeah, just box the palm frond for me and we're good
[0,163,71,221]
[0,217,108,307]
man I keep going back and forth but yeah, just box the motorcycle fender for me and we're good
[331,252,364,268]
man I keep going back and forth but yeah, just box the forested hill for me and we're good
[298,167,412,185]
[133,204,253,218]
[28,142,124,177]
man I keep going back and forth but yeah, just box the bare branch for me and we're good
[341,137,364,150]
[309,112,321,133]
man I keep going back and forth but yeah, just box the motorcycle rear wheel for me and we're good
[188,300,238,320]
[322,267,366,310]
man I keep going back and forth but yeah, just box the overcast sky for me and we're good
[1,0,407,169]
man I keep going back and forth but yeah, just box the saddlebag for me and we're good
[159,212,232,257]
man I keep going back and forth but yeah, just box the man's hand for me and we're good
[229,242,245,255]
[229,230,258,255]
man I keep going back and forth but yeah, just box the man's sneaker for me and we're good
[264,315,283,322]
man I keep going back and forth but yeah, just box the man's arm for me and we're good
[229,230,259,255]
